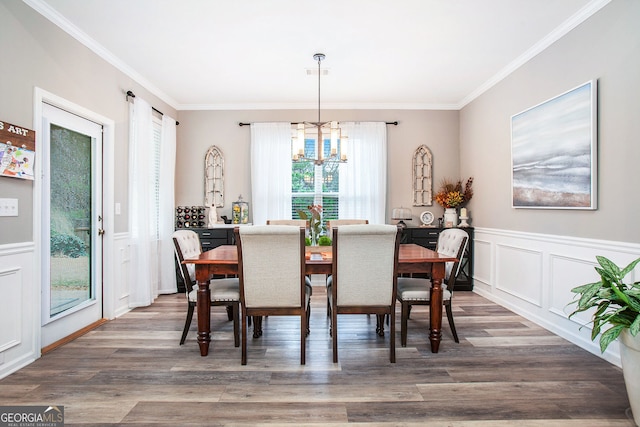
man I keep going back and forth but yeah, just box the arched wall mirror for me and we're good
[413,145,433,206]
[204,145,224,208]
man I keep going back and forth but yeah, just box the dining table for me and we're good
[185,242,458,356]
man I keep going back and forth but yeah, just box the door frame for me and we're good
[33,88,115,354]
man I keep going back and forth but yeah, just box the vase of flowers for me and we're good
[297,204,323,246]
[435,177,473,227]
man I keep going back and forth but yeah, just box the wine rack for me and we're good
[175,205,207,228]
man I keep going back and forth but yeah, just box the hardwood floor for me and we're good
[1,287,636,426]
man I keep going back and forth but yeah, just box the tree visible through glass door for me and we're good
[49,124,93,316]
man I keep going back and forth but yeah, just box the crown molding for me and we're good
[177,102,460,111]
[23,0,179,109]
[458,0,611,109]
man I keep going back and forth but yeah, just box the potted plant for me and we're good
[569,255,640,425]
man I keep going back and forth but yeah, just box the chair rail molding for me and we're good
[472,227,640,368]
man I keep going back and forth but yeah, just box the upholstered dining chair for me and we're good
[324,219,369,316]
[396,228,468,347]
[326,219,369,231]
[235,225,311,365]
[172,230,240,347]
[266,219,308,227]
[329,224,401,363]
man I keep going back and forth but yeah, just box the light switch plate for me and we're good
[0,198,19,217]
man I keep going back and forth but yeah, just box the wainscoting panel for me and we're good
[0,266,21,352]
[113,232,130,318]
[472,238,492,293]
[548,254,598,323]
[473,228,640,367]
[495,244,543,306]
[0,243,37,379]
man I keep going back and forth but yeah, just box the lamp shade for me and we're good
[392,207,412,220]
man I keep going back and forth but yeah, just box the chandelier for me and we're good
[292,53,347,166]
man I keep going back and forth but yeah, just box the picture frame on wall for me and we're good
[511,80,597,209]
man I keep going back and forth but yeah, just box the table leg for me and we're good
[196,273,211,356]
[429,262,445,353]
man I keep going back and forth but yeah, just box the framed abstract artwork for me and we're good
[511,80,597,209]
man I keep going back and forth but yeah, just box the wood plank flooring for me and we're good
[1,287,636,426]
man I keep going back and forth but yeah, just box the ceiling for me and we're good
[27,0,607,111]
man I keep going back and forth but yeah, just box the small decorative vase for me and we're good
[620,329,640,426]
[443,208,458,228]
[310,229,318,246]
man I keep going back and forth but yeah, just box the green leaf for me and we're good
[627,295,640,312]
[570,281,600,294]
[597,256,622,281]
[599,324,624,353]
[620,257,640,279]
[610,280,631,306]
[577,282,603,309]
[630,315,640,336]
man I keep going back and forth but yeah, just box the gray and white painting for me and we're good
[511,81,596,209]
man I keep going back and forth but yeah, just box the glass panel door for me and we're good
[41,103,103,348]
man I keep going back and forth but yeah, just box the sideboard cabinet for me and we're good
[401,227,474,291]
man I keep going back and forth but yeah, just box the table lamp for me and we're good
[391,207,412,227]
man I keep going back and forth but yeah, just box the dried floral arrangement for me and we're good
[434,177,473,209]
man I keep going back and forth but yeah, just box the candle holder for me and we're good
[458,215,470,228]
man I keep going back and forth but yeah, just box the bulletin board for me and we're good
[0,120,35,180]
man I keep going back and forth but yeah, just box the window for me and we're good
[292,138,340,232]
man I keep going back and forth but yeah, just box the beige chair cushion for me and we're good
[188,278,240,302]
[397,277,452,302]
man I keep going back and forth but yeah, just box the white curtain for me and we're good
[158,115,177,294]
[250,122,293,225]
[338,122,387,224]
[128,97,177,307]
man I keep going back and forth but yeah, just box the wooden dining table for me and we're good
[186,243,458,356]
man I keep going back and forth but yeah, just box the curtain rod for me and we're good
[126,90,179,125]
[238,121,398,127]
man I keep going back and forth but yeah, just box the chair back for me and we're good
[236,225,306,308]
[266,219,307,227]
[172,230,202,292]
[332,224,400,306]
[436,228,469,292]
[326,219,368,234]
